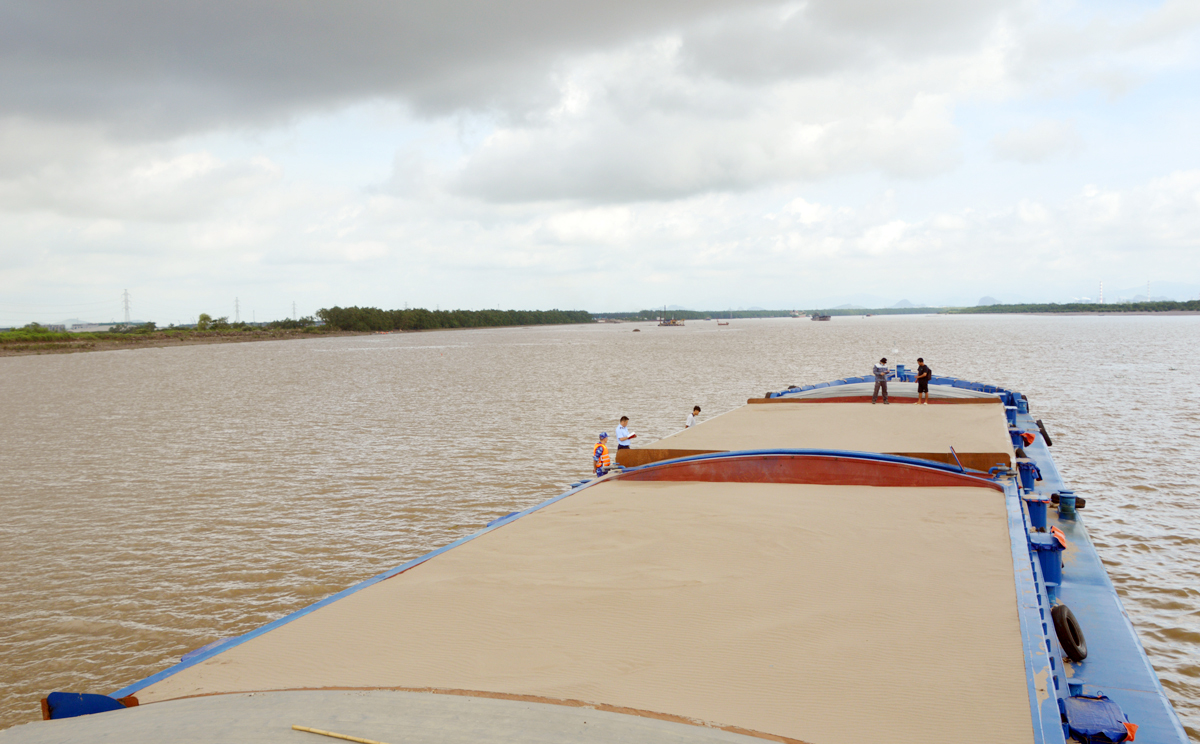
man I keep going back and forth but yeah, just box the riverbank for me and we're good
[1024,310,1200,316]
[0,329,366,357]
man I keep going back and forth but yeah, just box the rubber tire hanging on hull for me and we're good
[1036,419,1054,447]
[1052,604,1088,662]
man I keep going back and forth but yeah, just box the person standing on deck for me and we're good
[615,416,635,450]
[872,358,890,404]
[593,433,611,476]
[686,405,701,428]
[916,358,932,405]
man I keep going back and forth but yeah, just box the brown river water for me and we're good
[1,315,1197,736]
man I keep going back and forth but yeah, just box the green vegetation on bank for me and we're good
[2,307,591,349]
[0,321,332,354]
[316,306,592,332]
[951,301,1200,314]
[0,322,160,344]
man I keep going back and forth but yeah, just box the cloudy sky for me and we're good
[2,0,1198,324]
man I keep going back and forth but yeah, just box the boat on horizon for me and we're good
[8,370,1188,744]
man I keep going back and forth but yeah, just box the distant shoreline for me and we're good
[0,322,601,358]
[0,329,368,357]
[6,310,1198,358]
[1021,310,1200,316]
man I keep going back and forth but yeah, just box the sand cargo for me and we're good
[3,370,1188,744]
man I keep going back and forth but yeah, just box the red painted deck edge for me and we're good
[614,454,1003,491]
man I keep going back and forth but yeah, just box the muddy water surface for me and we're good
[1,316,1197,735]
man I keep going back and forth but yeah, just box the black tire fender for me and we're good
[1036,419,1053,447]
[1052,604,1088,662]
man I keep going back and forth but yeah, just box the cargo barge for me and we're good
[3,370,1188,744]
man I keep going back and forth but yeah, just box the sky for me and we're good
[1,0,1199,325]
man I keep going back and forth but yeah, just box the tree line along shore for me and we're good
[0,307,592,356]
[597,300,1200,319]
[4,301,1197,356]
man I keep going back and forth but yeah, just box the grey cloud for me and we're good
[805,0,1016,47]
[0,0,771,137]
[679,0,1018,83]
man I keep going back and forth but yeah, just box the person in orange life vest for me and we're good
[593,433,611,475]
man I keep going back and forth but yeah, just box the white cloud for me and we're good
[992,119,1081,163]
[1016,200,1050,224]
[0,121,281,222]
[785,198,833,225]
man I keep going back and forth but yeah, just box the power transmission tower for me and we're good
[235,297,240,323]
[123,289,131,323]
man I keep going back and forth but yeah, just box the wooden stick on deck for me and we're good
[292,724,392,744]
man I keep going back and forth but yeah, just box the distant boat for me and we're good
[717,321,729,326]
[811,315,832,321]
[657,306,684,326]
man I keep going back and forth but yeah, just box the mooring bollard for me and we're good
[1058,489,1077,517]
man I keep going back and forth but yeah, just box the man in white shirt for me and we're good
[872,357,890,404]
[686,405,701,428]
[615,416,635,450]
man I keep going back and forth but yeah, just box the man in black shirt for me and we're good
[916,358,932,405]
